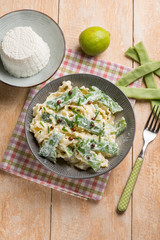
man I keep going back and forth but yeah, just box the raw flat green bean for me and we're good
[125,47,140,62]
[134,42,160,112]
[119,87,160,100]
[125,46,160,78]
[115,61,160,87]
[154,66,160,78]
[134,42,150,65]
[134,42,157,88]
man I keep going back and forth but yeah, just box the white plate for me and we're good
[0,9,65,87]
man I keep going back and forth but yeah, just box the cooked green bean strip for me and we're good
[77,141,101,171]
[134,42,160,112]
[39,132,64,163]
[75,113,104,135]
[79,139,119,156]
[79,87,102,105]
[119,87,160,100]
[115,117,127,137]
[70,107,115,135]
[94,140,118,155]
[53,113,74,128]
[89,86,123,113]
[79,86,123,114]
[116,61,160,87]
[42,112,74,128]
[125,45,160,78]
[41,112,52,124]
[64,146,74,157]
[47,87,83,111]
[100,93,123,113]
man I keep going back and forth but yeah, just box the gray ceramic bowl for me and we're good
[25,74,135,179]
[0,9,65,87]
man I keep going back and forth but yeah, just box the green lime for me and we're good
[79,26,110,56]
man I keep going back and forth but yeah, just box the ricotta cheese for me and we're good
[0,26,50,78]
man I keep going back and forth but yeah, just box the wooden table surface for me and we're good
[0,1,160,239]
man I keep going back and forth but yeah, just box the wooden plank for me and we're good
[51,1,133,239]
[0,170,51,240]
[0,1,59,239]
[133,0,160,239]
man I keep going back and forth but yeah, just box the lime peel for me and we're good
[79,26,110,56]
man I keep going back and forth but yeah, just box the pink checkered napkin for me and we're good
[0,48,141,200]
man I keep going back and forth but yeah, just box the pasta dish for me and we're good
[30,81,126,171]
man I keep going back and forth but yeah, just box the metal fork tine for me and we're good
[148,106,159,130]
[152,110,160,132]
[156,121,160,133]
[144,105,156,129]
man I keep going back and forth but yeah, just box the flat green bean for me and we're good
[125,45,160,78]
[116,61,160,87]
[39,132,64,162]
[125,47,140,62]
[134,42,157,88]
[115,117,127,137]
[119,87,160,100]
[134,42,160,111]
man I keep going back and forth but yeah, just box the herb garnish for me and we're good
[62,126,68,132]
[94,104,99,120]
[89,86,95,91]
[40,122,45,128]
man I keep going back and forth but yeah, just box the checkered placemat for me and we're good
[0,48,141,200]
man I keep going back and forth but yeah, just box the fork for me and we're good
[118,105,160,212]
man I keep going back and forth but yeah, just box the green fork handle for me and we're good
[117,157,143,212]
